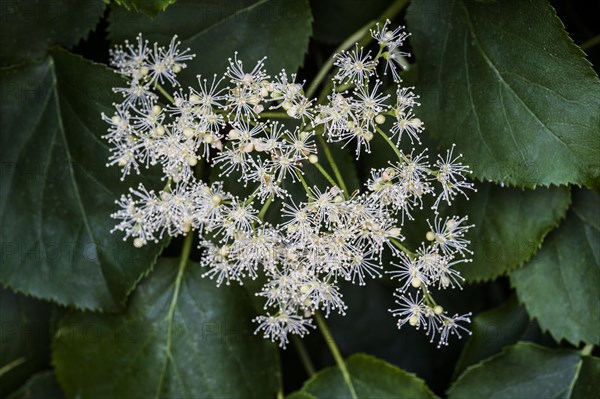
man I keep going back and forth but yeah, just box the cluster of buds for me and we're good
[103,20,475,348]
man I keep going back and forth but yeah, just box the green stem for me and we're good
[315,312,358,399]
[305,0,410,99]
[581,34,600,51]
[276,348,284,399]
[314,162,338,188]
[155,83,176,104]
[317,134,349,194]
[581,344,594,356]
[258,111,290,119]
[156,232,194,398]
[297,173,312,196]
[292,335,316,377]
[0,357,25,378]
[305,22,365,99]
[375,126,406,163]
[390,237,415,258]
[258,194,274,220]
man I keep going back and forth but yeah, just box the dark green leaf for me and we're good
[109,0,313,88]
[287,391,318,399]
[52,257,278,398]
[114,0,177,17]
[294,353,438,399]
[0,288,52,397]
[407,0,600,188]
[454,184,571,281]
[454,296,542,377]
[448,342,581,399]
[309,0,389,44]
[511,189,600,345]
[0,49,164,310]
[317,354,438,399]
[571,356,600,399]
[7,371,66,399]
[0,0,105,66]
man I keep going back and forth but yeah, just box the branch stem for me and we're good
[581,344,594,356]
[155,83,176,104]
[581,34,600,51]
[305,0,410,99]
[315,312,358,399]
[317,134,349,194]
[292,335,316,377]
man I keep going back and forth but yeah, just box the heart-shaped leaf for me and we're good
[291,353,438,399]
[449,342,583,399]
[0,0,105,66]
[52,256,278,398]
[407,0,600,188]
[511,189,600,345]
[0,49,164,310]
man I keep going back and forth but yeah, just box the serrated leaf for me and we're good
[407,0,600,188]
[454,296,542,377]
[6,371,66,399]
[52,256,278,398]
[448,342,582,399]
[0,0,105,66]
[108,0,313,89]
[454,184,571,281]
[114,0,177,17]
[0,49,164,310]
[0,288,52,397]
[293,353,438,399]
[510,189,600,345]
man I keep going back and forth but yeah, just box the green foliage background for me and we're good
[0,0,598,398]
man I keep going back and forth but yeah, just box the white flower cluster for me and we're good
[103,21,476,349]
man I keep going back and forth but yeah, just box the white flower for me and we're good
[225,52,268,86]
[333,45,377,85]
[426,215,474,256]
[433,144,476,210]
[389,291,428,330]
[388,252,428,292]
[253,310,314,348]
[437,313,472,347]
[147,36,194,86]
[105,29,476,349]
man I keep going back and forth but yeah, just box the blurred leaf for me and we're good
[114,0,177,17]
[454,184,571,281]
[0,49,164,310]
[108,0,313,89]
[293,353,438,399]
[448,342,581,399]
[571,356,600,399]
[407,0,600,188]
[0,0,105,66]
[511,189,600,345]
[454,296,543,377]
[52,257,278,398]
[0,288,52,397]
[288,391,318,399]
[7,371,65,399]
[309,0,389,44]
